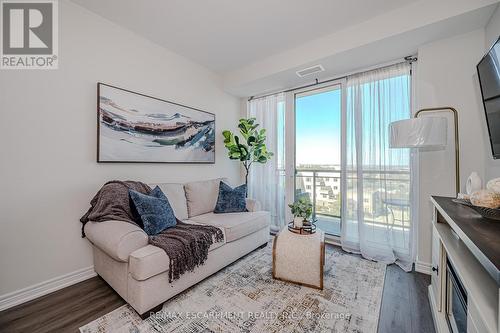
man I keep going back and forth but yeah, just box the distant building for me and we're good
[295,164,410,224]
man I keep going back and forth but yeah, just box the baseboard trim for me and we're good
[324,234,341,246]
[415,260,432,275]
[0,266,96,311]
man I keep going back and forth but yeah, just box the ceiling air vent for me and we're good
[296,64,325,78]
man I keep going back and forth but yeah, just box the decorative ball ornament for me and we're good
[486,177,500,194]
[470,189,500,209]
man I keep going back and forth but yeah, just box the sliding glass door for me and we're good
[293,84,343,236]
[256,62,413,267]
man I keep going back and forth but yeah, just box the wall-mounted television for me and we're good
[477,36,500,159]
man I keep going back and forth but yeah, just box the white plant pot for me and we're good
[293,217,303,228]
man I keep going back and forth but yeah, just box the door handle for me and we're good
[432,266,438,274]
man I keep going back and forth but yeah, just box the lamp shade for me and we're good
[389,116,447,148]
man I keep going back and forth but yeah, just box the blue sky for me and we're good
[295,75,410,167]
[296,88,341,165]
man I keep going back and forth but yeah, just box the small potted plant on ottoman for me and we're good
[274,197,324,289]
[288,197,313,228]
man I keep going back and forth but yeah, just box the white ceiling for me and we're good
[223,1,499,96]
[70,0,417,73]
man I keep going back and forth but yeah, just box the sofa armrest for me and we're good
[246,198,261,212]
[84,220,148,262]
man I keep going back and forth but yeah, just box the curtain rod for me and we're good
[247,55,417,102]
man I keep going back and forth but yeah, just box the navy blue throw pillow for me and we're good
[214,181,247,213]
[129,186,177,235]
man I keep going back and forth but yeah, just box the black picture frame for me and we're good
[97,83,216,164]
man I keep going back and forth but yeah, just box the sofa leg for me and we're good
[139,303,164,320]
[258,242,268,249]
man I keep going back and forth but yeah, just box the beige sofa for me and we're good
[84,178,270,317]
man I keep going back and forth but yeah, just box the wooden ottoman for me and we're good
[272,228,325,289]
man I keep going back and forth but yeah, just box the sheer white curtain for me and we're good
[341,62,416,271]
[247,93,286,233]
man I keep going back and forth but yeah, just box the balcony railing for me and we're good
[296,169,342,219]
[295,168,411,234]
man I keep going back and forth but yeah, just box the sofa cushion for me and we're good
[149,183,188,220]
[129,187,177,236]
[129,235,225,281]
[184,178,225,217]
[189,211,270,242]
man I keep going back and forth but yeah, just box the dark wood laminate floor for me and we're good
[0,277,125,333]
[378,264,435,333]
[0,247,435,333]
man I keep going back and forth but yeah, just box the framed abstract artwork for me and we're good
[97,83,215,163]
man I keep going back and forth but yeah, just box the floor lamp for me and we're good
[389,107,460,196]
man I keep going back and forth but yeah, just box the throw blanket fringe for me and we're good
[149,221,224,282]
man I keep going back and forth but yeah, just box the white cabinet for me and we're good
[430,197,499,333]
[431,224,444,312]
[467,300,488,333]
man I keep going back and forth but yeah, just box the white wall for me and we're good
[486,4,500,46]
[415,29,490,268]
[485,4,500,179]
[0,0,241,297]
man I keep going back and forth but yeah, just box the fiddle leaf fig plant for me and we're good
[288,197,313,222]
[222,118,273,193]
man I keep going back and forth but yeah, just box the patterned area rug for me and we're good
[80,244,386,333]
